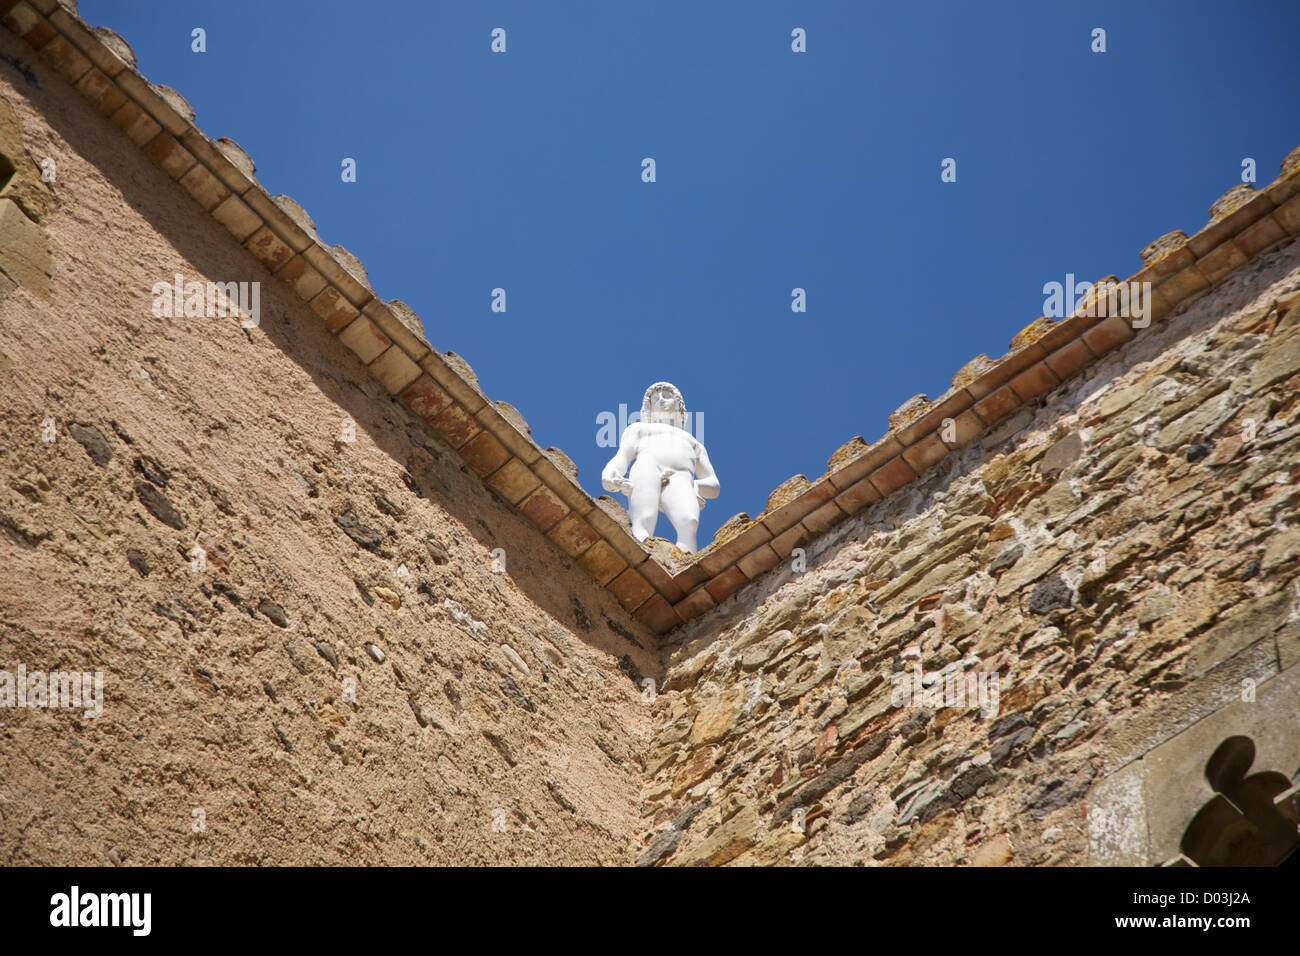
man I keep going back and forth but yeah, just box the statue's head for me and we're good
[641,382,688,430]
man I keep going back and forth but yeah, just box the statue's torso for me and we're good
[629,423,699,473]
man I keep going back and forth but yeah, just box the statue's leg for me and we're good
[660,472,701,552]
[627,464,660,542]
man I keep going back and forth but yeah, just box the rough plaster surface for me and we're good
[0,37,656,866]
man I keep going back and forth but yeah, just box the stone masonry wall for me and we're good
[638,236,1300,867]
[0,29,656,866]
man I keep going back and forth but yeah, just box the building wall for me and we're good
[640,237,1300,866]
[0,29,656,866]
[5,14,1299,869]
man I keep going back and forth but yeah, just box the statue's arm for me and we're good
[693,443,720,500]
[602,425,639,493]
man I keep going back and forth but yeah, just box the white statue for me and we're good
[601,382,720,553]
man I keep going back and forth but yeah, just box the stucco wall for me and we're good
[0,29,656,866]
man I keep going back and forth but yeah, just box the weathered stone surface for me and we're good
[1100,640,1278,776]
[1261,528,1300,574]
[971,833,1013,867]
[334,508,384,554]
[94,26,136,66]
[736,592,813,648]
[1245,330,1300,394]
[1040,433,1083,476]
[133,480,184,529]
[1086,764,1148,865]
[766,475,810,512]
[1137,586,1177,625]
[67,423,111,466]
[1140,229,1188,265]
[0,198,51,296]
[672,747,716,798]
[1155,390,1236,452]
[215,136,254,177]
[1092,664,1300,865]
[822,606,874,663]
[443,351,481,390]
[951,354,994,390]
[740,629,794,669]
[1208,183,1255,220]
[0,99,56,223]
[674,806,757,866]
[1277,621,1300,670]
[995,544,1068,599]
[870,516,988,606]
[1027,575,1073,615]
[689,688,747,746]
[273,194,317,237]
[889,394,931,431]
[1185,590,1290,676]
[636,827,681,867]
[727,825,807,866]
[828,437,869,472]
[125,549,150,577]
[1010,317,1055,351]
[710,512,752,548]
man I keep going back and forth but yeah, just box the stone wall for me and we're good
[0,27,655,866]
[638,237,1300,867]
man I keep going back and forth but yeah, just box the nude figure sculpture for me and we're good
[601,382,720,554]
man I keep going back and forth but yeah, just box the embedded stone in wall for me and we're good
[0,197,51,296]
[1040,432,1084,477]
[0,97,56,223]
[689,687,746,746]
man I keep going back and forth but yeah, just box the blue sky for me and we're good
[81,0,1300,545]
